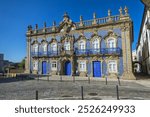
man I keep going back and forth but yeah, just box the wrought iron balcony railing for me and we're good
[31,52,39,57]
[75,48,122,56]
[31,48,122,57]
[48,51,60,57]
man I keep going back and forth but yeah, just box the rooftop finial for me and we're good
[44,22,46,27]
[108,9,111,17]
[119,7,123,16]
[27,25,32,31]
[93,12,96,19]
[35,24,38,29]
[79,15,84,27]
[80,15,83,21]
[63,12,69,18]
[53,21,56,26]
[124,6,128,15]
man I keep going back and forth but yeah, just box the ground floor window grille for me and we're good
[108,60,117,73]
[79,61,86,71]
[51,61,57,70]
[33,61,38,70]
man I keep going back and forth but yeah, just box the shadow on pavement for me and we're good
[0,76,34,84]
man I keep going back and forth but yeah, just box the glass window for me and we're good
[79,41,85,50]
[108,39,116,48]
[108,61,117,73]
[64,42,70,50]
[51,61,57,70]
[33,44,38,53]
[51,43,57,51]
[33,61,38,70]
[79,61,86,71]
[43,44,47,52]
[92,39,99,49]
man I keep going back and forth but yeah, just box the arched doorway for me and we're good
[133,61,142,73]
[64,61,71,75]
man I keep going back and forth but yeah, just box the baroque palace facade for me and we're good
[25,7,135,79]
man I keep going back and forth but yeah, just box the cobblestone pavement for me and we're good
[0,76,150,100]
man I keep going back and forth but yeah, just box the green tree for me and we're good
[18,59,25,69]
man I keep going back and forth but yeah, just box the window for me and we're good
[51,43,57,52]
[51,61,57,70]
[92,39,99,49]
[79,41,85,50]
[108,61,117,73]
[64,42,70,50]
[33,44,38,53]
[79,61,86,71]
[108,38,116,48]
[43,44,47,52]
[33,61,38,70]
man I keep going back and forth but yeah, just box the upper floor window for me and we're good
[108,38,116,48]
[79,40,86,50]
[43,43,47,52]
[51,43,57,52]
[108,60,117,73]
[92,39,99,49]
[64,42,70,50]
[33,44,38,53]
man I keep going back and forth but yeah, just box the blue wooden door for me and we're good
[93,61,101,77]
[65,61,71,75]
[42,61,47,74]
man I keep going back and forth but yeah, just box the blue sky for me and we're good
[0,0,144,62]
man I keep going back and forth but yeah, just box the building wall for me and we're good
[25,8,135,79]
[0,54,4,72]
[136,7,150,75]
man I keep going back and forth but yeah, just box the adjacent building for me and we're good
[25,7,135,79]
[132,50,139,73]
[0,54,4,73]
[136,5,150,75]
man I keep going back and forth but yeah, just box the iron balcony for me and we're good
[31,48,122,57]
[75,48,122,56]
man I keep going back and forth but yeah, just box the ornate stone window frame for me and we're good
[41,40,48,52]
[31,40,39,53]
[78,60,87,72]
[108,60,118,73]
[64,41,70,50]
[33,60,38,71]
[49,38,58,52]
[90,35,101,49]
[107,37,117,48]
[51,60,57,71]
[104,31,118,48]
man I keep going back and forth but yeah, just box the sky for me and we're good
[0,0,144,62]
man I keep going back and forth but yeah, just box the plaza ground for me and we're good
[0,75,150,100]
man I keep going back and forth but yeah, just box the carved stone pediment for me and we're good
[104,30,118,39]
[49,38,57,44]
[31,40,39,45]
[76,35,86,42]
[58,12,76,33]
[41,39,48,44]
[60,34,73,43]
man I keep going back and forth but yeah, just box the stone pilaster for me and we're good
[121,24,136,80]
[25,37,31,73]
